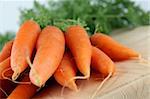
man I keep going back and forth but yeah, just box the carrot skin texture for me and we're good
[7,75,38,99]
[91,33,139,61]
[0,58,16,98]
[54,51,77,91]
[11,20,41,80]
[0,40,13,62]
[91,47,115,77]
[65,25,92,77]
[30,26,65,87]
[0,57,13,79]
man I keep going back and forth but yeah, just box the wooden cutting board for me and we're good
[33,26,150,99]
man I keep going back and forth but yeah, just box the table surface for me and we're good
[33,26,150,99]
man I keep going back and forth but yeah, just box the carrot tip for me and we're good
[35,79,41,86]
[137,55,150,65]
[130,55,150,65]
[26,56,33,68]
[60,75,90,97]
[60,77,79,97]
[72,82,78,92]
[12,71,20,81]
[30,69,42,87]
[36,84,45,92]
[60,83,78,97]
[2,67,31,84]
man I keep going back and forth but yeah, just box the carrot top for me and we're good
[53,18,89,32]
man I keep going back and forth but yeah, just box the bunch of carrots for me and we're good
[0,20,140,99]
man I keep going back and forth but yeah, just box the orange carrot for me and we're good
[7,75,38,99]
[11,20,41,80]
[65,25,92,79]
[54,51,77,91]
[90,46,115,99]
[91,46,115,77]
[0,40,13,62]
[0,57,13,79]
[29,26,65,87]
[90,33,139,61]
[0,58,29,98]
[0,57,28,84]
[0,58,16,98]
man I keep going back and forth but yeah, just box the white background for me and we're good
[0,0,150,34]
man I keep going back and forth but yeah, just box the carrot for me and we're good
[0,58,30,98]
[29,26,65,87]
[0,58,15,98]
[11,20,41,80]
[0,40,13,63]
[0,57,13,79]
[0,58,32,98]
[90,33,140,61]
[90,46,115,99]
[54,51,77,92]
[65,25,92,79]
[91,47,115,76]
[0,57,30,84]
[7,75,38,99]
